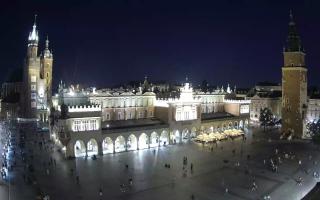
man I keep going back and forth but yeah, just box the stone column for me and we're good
[137,137,139,150]
[113,141,115,153]
[98,142,103,156]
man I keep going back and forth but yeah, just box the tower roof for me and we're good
[44,35,52,58]
[28,14,39,45]
[284,11,303,52]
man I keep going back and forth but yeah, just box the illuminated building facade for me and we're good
[21,16,53,121]
[51,80,250,158]
[281,12,308,138]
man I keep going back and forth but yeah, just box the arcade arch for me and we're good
[115,136,126,152]
[127,134,138,151]
[74,140,86,157]
[87,139,98,156]
[139,133,149,149]
[102,137,113,154]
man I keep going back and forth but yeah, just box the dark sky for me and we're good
[0,0,319,89]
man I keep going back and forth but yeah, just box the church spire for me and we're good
[284,10,303,52]
[28,14,39,45]
[44,35,52,58]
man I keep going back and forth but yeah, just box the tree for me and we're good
[60,104,69,119]
[259,107,273,132]
[200,80,209,92]
[49,107,56,127]
[307,119,320,144]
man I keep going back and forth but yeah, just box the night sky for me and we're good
[0,0,319,89]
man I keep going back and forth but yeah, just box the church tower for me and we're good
[281,11,308,138]
[24,15,41,118]
[22,15,53,121]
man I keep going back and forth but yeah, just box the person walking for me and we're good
[76,175,80,185]
[99,187,103,199]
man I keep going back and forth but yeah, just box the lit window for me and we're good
[31,76,36,83]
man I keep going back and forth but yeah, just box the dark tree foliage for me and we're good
[49,107,56,127]
[307,119,320,144]
[60,104,69,119]
[259,107,274,131]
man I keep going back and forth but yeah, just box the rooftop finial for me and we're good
[45,35,49,48]
[34,14,37,26]
[289,10,295,25]
[185,76,188,82]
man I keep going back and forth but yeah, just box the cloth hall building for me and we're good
[50,81,250,158]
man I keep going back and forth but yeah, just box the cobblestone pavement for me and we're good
[3,121,320,200]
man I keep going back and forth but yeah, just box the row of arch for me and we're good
[74,131,169,157]
[73,119,249,157]
[201,119,249,133]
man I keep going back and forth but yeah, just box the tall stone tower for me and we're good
[41,36,53,107]
[281,12,308,138]
[22,15,53,121]
[24,16,41,118]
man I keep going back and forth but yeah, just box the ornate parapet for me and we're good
[223,99,251,104]
[58,104,101,113]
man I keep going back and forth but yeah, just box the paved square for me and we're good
[2,122,320,200]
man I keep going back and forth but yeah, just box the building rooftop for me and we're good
[102,118,167,130]
[201,112,236,121]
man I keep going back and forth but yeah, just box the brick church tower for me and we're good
[281,12,308,138]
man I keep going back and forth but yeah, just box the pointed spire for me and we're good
[284,10,303,52]
[34,14,37,26]
[28,14,39,44]
[227,83,231,94]
[45,35,49,49]
[44,35,52,58]
[185,76,188,82]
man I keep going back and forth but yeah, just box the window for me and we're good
[31,101,36,108]
[139,112,143,118]
[31,76,36,83]
[31,93,37,99]
[73,120,81,131]
[118,112,122,120]
[31,84,36,91]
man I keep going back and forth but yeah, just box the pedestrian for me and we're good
[190,163,193,172]
[76,175,80,184]
[53,159,56,167]
[99,187,103,199]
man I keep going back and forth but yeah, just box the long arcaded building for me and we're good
[50,80,250,158]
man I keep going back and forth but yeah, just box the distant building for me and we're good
[249,82,282,121]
